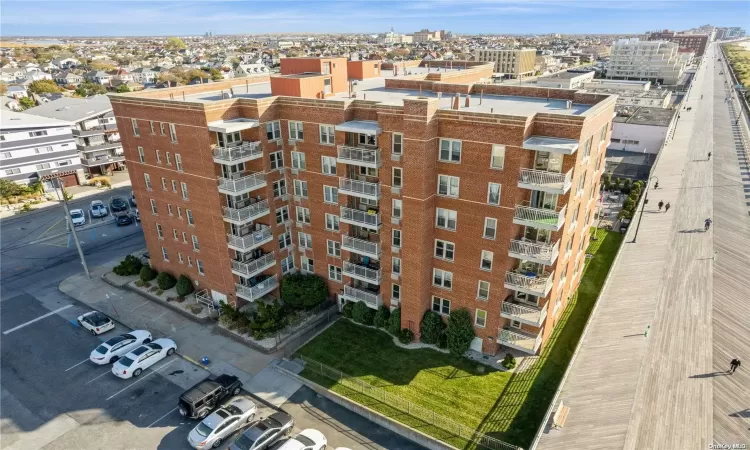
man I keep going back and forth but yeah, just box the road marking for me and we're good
[69,319,80,327]
[86,368,114,384]
[64,358,90,372]
[130,302,150,312]
[3,305,73,335]
[106,358,177,401]
[147,407,178,428]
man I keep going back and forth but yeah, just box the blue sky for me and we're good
[1,0,748,37]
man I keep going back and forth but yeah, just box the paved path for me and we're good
[536,43,750,450]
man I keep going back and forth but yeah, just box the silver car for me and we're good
[187,397,257,449]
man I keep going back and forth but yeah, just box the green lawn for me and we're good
[297,228,624,449]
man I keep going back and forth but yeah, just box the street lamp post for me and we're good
[632,175,659,243]
[53,173,91,278]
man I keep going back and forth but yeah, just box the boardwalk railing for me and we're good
[297,354,522,450]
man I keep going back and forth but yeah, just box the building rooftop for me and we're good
[613,106,675,126]
[587,87,671,99]
[538,71,595,80]
[24,95,112,123]
[1,110,73,130]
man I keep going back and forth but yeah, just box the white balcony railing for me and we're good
[508,239,560,265]
[235,275,279,302]
[518,168,573,194]
[338,178,381,200]
[222,200,270,224]
[218,172,266,194]
[340,285,382,310]
[504,271,555,297]
[497,328,543,354]
[513,204,567,232]
[337,145,381,168]
[341,235,381,258]
[343,261,382,284]
[231,253,276,278]
[212,142,262,164]
[501,301,548,327]
[340,206,381,230]
[226,227,273,252]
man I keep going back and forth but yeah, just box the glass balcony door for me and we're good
[530,191,558,210]
[534,151,563,173]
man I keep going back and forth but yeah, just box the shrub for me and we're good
[134,279,145,287]
[342,301,354,319]
[175,274,194,297]
[155,289,164,296]
[113,255,143,276]
[250,299,287,339]
[156,272,176,290]
[139,266,157,282]
[88,176,111,187]
[398,328,414,344]
[373,305,390,328]
[352,301,374,325]
[446,308,475,356]
[219,302,243,327]
[420,310,445,345]
[149,286,158,293]
[280,273,328,309]
[387,308,401,335]
[189,305,203,315]
[20,203,32,212]
[502,353,517,370]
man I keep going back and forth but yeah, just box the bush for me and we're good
[280,273,328,309]
[387,308,401,335]
[250,299,287,339]
[420,310,446,345]
[373,305,390,328]
[175,275,194,297]
[219,302,243,327]
[155,289,164,296]
[156,272,176,290]
[502,353,517,370]
[446,308,475,356]
[139,266,157,282]
[398,328,414,344]
[351,301,375,325]
[88,176,111,187]
[342,301,354,319]
[113,255,143,276]
[189,305,203,315]
[134,279,146,287]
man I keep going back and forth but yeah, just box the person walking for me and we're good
[658,200,664,211]
[729,358,741,373]
[664,202,671,213]
[708,152,712,160]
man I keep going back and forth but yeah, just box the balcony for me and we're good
[218,172,266,195]
[513,204,567,232]
[343,261,382,285]
[339,285,382,310]
[235,275,279,302]
[501,301,548,327]
[340,206,381,231]
[231,253,276,278]
[497,328,543,355]
[508,239,560,265]
[341,235,381,259]
[338,178,381,201]
[226,227,273,252]
[522,136,579,155]
[76,141,122,152]
[504,271,555,297]
[222,200,270,225]
[337,145,381,169]
[518,168,573,195]
[72,128,107,137]
[81,154,125,167]
[212,142,262,165]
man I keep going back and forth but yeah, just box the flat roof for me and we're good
[538,71,594,80]
[613,106,675,126]
[523,136,580,154]
[336,120,381,135]
[277,73,327,79]
[587,87,670,99]
[208,118,259,133]
[23,95,112,122]
[1,110,73,130]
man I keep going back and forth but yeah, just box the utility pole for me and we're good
[55,175,90,278]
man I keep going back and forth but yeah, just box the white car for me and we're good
[111,338,176,379]
[77,311,115,335]
[90,200,108,218]
[89,330,152,365]
[276,429,327,450]
[187,397,257,449]
[70,209,86,227]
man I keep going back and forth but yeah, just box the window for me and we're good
[392,257,401,275]
[298,232,312,248]
[131,119,139,137]
[155,149,161,163]
[169,123,177,143]
[291,151,306,170]
[325,213,339,231]
[273,179,287,198]
[35,163,51,170]
[137,147,144,163]
[480,250,493,271]
[175,153,183,172]
[1,152,10,158]
[490,144,505,169]
[278,231,292,250]
[475,309,487,327]
[5,168,20,175]
[171,180,177,193]
[186,209,194,226]
[144,173,152,190]
[392,133,403,154]
[392,167,403,188]
[392,284,401,301]
[439,139,461,162]
[173,228,178,240]
[432,296,451,315]
[160,122,165,135]
[270,151,283,170]
[301,256,314,273]
[560,265,568,285]
[328,265,342,282]
[177,207,183,219]
[182,232,188,244]
[192,235,200,251]
[29,130,48,137]
[433,269,453,289]
[599,124,607,142]
[289,121,304,140]
[296,206,310,224]
[434,239,455,261]
[266,121,281,140]
[55,160,72,167]
[156,224,164,239]
[161,177,167,190]
[487,183,501,205]
[483,218,497,240]
[293,179,308,198]
[327,239,341,257]
[437,175,459,197]
[161,247,168,261]
[477,281,490,300]
[319,125,334,144]
[181,182,189,200]
[281,255,294,274]
[321,156,337,175]
[178,253,184,264]
[323,185,338,204]
[273,206,289,225]
[187,256,193,267]
[197,260,205,275]
[359,166,377,177]
[577,172,586,196]
[149,121,155,134]
[392,229,401,248]
[166,152,172,165]
[582,137,593,159]
[389,200,402,221]
[167,204,174,215]
[436,208,457,231]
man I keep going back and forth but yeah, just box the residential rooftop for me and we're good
[538,71,595,80]
[1,110,73,130]
[586,87,671,99]
[613,105,675,126]
[24,95,112,122]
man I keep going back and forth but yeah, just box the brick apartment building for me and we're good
[646,29,709,57]
[110,58,616,355]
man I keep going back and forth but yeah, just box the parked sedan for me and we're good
[230,412,294,450]
[77,311,115,335]
[110,196,128,212]
[90,200,108,218]
[89,330,152,365]
[116,212,133,226]
[70,209,86,227]
[188,397,257,449]
[276,429,327,450]
[111,338,176,379]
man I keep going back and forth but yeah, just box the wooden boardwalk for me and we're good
[536,43,750,450]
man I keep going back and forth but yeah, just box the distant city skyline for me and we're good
[1,0,748,37]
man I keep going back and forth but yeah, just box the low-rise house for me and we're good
[7,86,28,99]
[234,64,269,77]
[0,67,24,82]
[51,57,80,69]
[55,71,84,86]
[129,68,157,84]
[84,71,113,85]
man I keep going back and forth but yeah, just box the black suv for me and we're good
[178,374,242,419]
[110,196,128,212]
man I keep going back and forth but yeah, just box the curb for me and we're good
[119,280,214,325]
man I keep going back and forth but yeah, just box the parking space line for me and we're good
[3,305,73,335]
[86,368,114,384]
[130,301,150,312]
[147,407,178,428]
[64,358,90,372]
[106,358,177,401]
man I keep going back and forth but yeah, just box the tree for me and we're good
[165,37,187,51]
[280,273,328,309]
[446,308,475,356]
[18,96,36,110]
[420,310,446,345]
[373,306,390,328]
[386,308,402,335]
[352,301,374,325]
[0,179,25,201]
[175,275,194,297]
[156,272,176,290]
[75,82,107,97]
[115,84,131,93]
[209,68,223,81]
[90,61,115,71]
[28,80,62,94]
[0,82,7,96]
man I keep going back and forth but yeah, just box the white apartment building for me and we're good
[607,38,685,85]
[474,48,536,77]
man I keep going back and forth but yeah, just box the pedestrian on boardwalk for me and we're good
[729,358,741,374]
[664,202,671,213]
[658,200,664,211]
[708,152,712,160]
